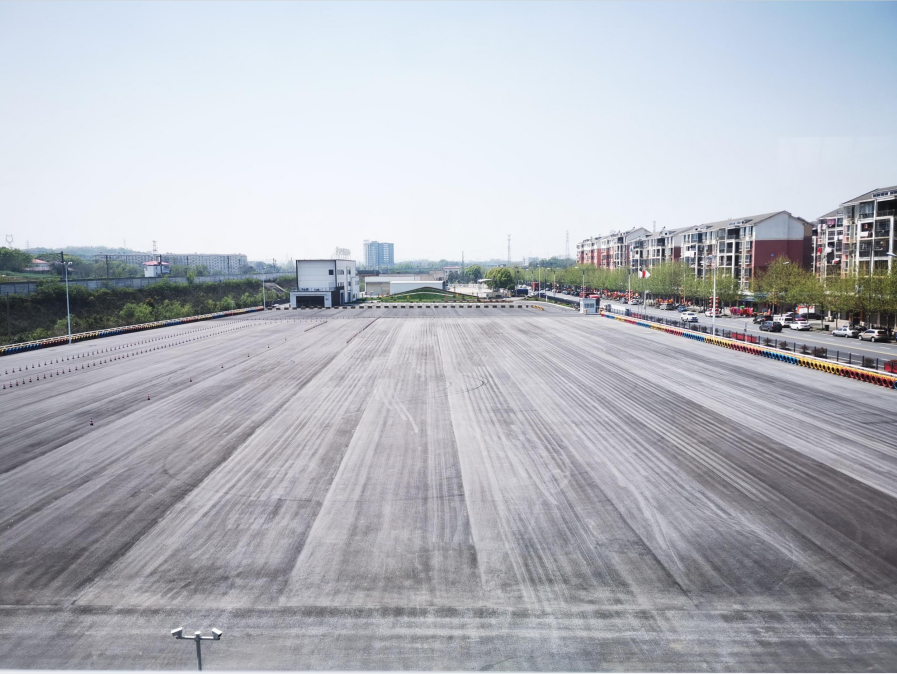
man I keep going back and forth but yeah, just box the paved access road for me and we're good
[1,307,896,671]
[545,291,897,365]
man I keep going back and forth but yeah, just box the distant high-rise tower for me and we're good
[565,230,570,259]
[363,240,394,269]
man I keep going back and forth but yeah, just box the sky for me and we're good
[1,2,895,263]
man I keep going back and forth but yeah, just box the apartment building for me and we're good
[676,211,811,287]
[811,208,845,279]
[165,254,248,274]
[839,185,897,276]
[628,227,683,271]
[576,227,649,269]
[93,252,248,274]
[362,241,395,269]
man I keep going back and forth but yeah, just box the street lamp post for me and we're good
[172,627,222,671]
[706,255,718,335]
[60,252,72,344]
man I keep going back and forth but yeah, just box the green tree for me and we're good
[465,265,483,283]
[714,269,740,307]
[0,247,34,272]
[485,267,514,290]
[754,258,801,315]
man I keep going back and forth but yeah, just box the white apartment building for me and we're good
[839,185,897,276]
[576,227,649,269]
[93,252,248,274]
[676,211,811,287]
[628,227,684,271]
[290,259,359,308]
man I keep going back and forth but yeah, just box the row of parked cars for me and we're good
[831,325,892,342]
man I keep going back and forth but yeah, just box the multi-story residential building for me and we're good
[628,227,683,271]
[811,208,845,279]
[93,252,248,274]
[164,254,248,274]
[676,211,811,287]
[838,185,897,276]
[92,253,155,266]
[576,227,649,269]
[362,241,395,269]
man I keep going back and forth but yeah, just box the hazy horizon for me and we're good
[1,1,895,261]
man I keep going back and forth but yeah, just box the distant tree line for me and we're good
[0,276,293,346]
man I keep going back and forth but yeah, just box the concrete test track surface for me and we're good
[0,306,895,671]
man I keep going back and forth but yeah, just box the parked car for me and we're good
[860,329,889,343]
[800,312,822,320]
[789,319,810,331]
[832,325,861,338]
[658,304,672,310]
[704,308,723,317]
[753,314,772,324]
[676,305,687,312]
[680,311,699,323]
[759,321,783,332]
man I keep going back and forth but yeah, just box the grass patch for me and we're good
[0,270,51,281]
[365,289,480,303]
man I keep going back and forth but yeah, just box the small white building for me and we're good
[143,261,171,277]
[580,297,597,314]
[290,259,359,308]
[25,259,51,273]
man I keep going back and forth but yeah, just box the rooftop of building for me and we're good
[841,185,897,205]
[675,211,808,237]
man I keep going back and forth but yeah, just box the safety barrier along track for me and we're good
[0,306,264,358]
[599,311,897,391]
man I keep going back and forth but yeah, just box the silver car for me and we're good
[832,325,861,338]
[860,329,889,343]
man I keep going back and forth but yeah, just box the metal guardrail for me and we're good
[606,307,893,371]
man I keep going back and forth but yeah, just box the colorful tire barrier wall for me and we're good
[600,311,897,391]
[0,306,264,358]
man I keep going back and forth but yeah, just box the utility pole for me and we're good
[61,251,72,344]
[5,292,10,339]
[105,254,110,280]
[507,235,511,267]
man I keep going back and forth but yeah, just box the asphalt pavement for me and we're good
[0,308,895,671]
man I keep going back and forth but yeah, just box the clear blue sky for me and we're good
[1,1,895,262]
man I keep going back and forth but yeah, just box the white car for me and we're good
[789,320,810,331]
[832,325,861,338]
[680,311,699,323]
[704,309,723,317]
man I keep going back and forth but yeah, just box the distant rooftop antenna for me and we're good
[4,234,12,246]
[152,240,158,254]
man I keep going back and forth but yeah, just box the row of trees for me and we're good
[1,277,291,346]
[484,259,897,326]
